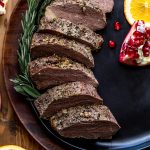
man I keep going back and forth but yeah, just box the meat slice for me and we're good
[44,0,106,31]
[31,33,94,68]
[50,105,120,139]
[34,82,103,118]
[89,0,114,13]
[29,55,99,90]
[38,17,103,49]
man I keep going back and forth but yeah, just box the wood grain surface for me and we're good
[1,0,150,150]
[0,1,47,149]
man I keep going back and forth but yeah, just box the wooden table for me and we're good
[0,1,45,149]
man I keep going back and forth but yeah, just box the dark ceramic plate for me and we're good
[31,0,150,149]
[3,0,150,149]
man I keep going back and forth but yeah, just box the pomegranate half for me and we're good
[119,20,150,66]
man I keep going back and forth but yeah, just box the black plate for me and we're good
[32,0,150,149]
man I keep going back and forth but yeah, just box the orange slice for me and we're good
[0,145,26,150]
[124,0,150,27]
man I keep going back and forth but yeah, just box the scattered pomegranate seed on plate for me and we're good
[109,40,116,48]
[114,21,121,31]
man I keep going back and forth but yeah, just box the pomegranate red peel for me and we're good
[119,20,150,66]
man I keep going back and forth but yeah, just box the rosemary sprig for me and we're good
[12,0,54,100]
[11,0,40,99]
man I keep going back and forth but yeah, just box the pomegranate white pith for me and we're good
[120,20,150,66]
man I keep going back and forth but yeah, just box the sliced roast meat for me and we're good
[44,0,106,31]
[38,17,103,49]
[50,105,120,139]
[31,33,94,68]
[34,82,103,118]
[89,0,114,13]
[29,55,99,90]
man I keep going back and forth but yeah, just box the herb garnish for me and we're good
[11,0,53,99]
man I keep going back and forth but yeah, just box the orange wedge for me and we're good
[0,145,26,150]
[124,0,150,27]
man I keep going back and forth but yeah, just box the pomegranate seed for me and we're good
[146,40,150,47]
[108,40,116,48]
[133,31,145,40]
[143,46,149,51]
[128,38,144,47]
[0,1,4,7]
[146,28,150,39]
[127,48,139,59]
[127,50,135,58]
[135,39,144,47]
[114,21,121,31]
[128,38,135,47]
[133,31,141,37]
[142,43,150,57]
[143,51,149,57]
[134,39,141,47]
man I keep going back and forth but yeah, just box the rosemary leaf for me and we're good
[14,86,29,97]
[21,85,41,99]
